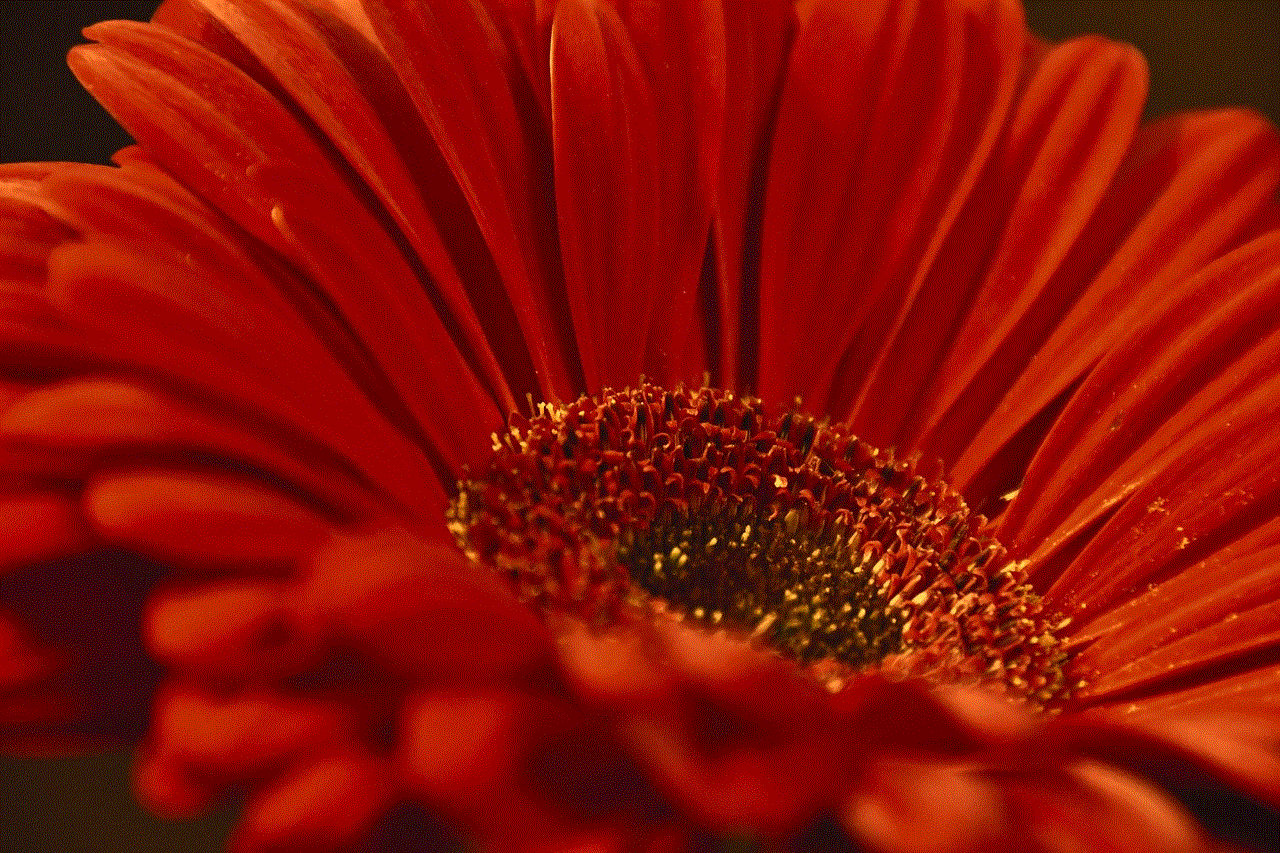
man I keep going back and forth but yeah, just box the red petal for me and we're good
[257,162,504,479]
[613,0,725,387]
[954,109,1280,500]
[617,711,840,837]
[399,688,524,810]
[4,155,452,519]
[555,618,673,707]
[550,0,661,391]
[71,23,505,480]
[143,579,324,680]
[895,36,1148,448]
[364,0,581,400]
[70,21,347,259]
[2,377,391,522]
[713,0,797,390]
[1002,761,1207,853]
[85,468,333,569]
[1004,236,1280,626]
[484,0,556,126]
[1066,542,1280,707]
[305,529,552,683]
[757,0,896,406]
[759,0,1027,418]
[137,680,377,816]
[560,615,848,835]
[399,685,647,851]
[1043,376,1280,619]
[0,493,92,571]
[1050,708,1280,810]
[0,166,75,326]
[1002,230,1280,572]
[844,34,1146,453]
[191,0,535,411]
[232,750,396,852]
[4,319,451,519]
[842,758,1010,853]
[851,757,1210,853]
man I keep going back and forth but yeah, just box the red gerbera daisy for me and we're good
[2,1,1278,851]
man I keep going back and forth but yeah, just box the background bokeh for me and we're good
[1,1,1278,851]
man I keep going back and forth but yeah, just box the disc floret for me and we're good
[450,385,1069,706]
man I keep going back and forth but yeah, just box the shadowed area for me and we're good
[1,751,236,853]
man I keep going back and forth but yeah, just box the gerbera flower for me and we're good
[2,0,1278,851]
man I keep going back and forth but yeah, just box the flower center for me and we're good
[449,385,1070,706]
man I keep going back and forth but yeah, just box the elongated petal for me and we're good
[137,681,381,816]
[305,529,552,683]
[760,0,1028,419]
[260,162,503,480]
[1046,376,1280,617]
[615,0,725,386]
[143,579,324,679]
[895,36,1148,447]
[713,0,796,390]
[399,689,524,809]
[550,0,661,391]
[1049,709,1280,810]
[953,109,1280,500]
[1003,236,1280,637]
[73,23,504,483]
[843,35,1146,454]
[364,0,581,399]
[1002,230,1280,570]
[190,0,533,411]
[232,750,396,853]
[85,469,333,569]
[758,0,897,406]
[71,21,346,256]
[0,493,92,571]
[843,759,1009,853]
[3,159,449,517]
[1066,544,1280,708]
[1003,761,1208,853]
[2,378,388,522]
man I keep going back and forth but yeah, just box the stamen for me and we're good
[450,385,1071,707]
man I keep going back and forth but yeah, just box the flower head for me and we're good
[2,1,1279,851]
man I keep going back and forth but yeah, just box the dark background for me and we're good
[1,1,1278,851]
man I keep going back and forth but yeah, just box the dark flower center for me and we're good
[449,385,1070,706]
